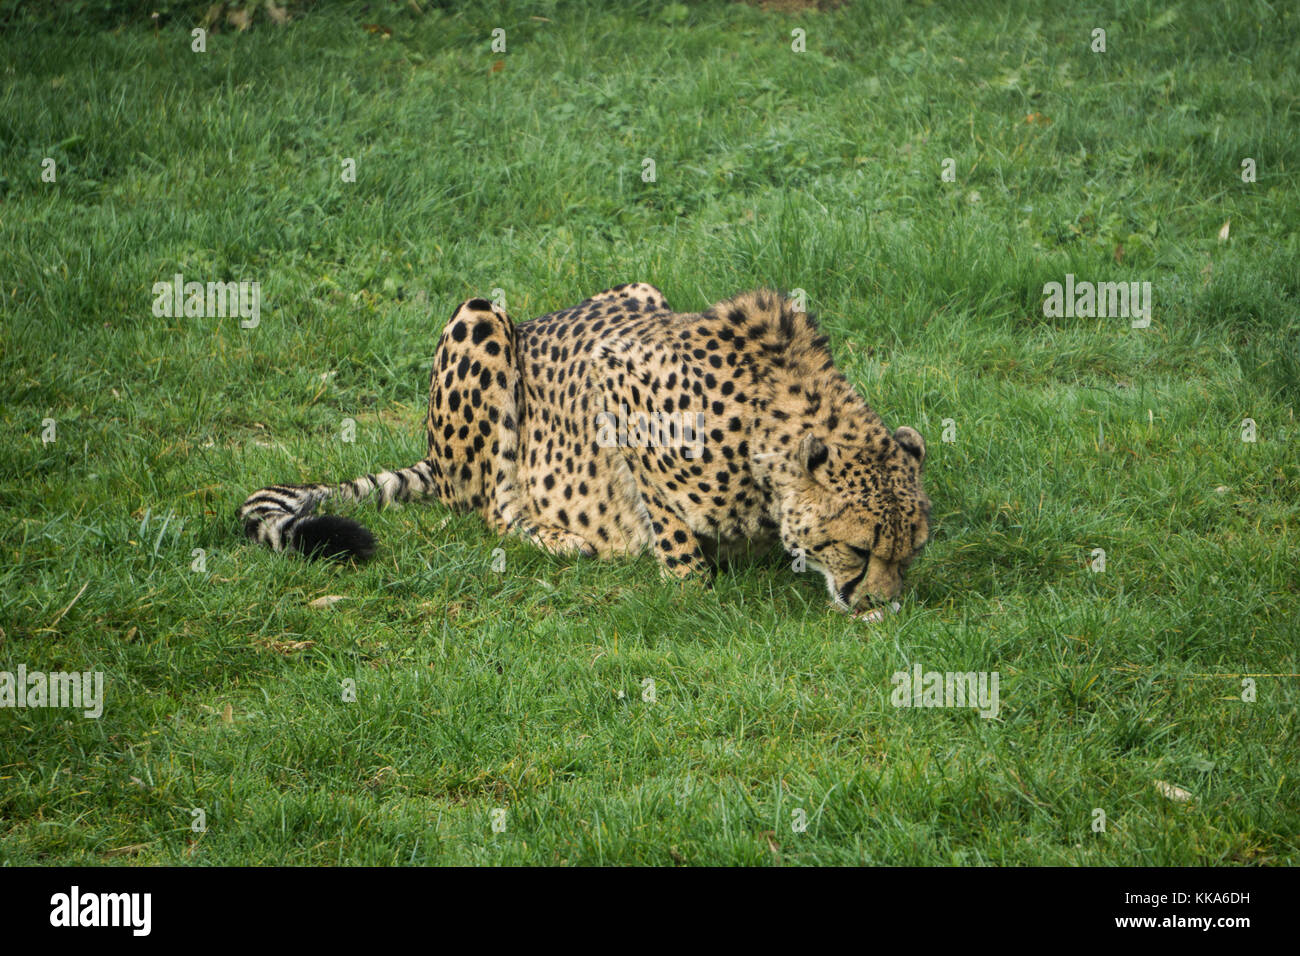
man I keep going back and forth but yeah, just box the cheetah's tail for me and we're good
[237,458,440,561]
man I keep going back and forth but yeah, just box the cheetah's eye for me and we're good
[848,544,872,561]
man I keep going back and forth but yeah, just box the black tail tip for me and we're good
[292,515,378,562]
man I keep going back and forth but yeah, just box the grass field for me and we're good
[1,0,1298,865]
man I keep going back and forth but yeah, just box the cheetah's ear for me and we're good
[894,426,926,466]
[798,433,830,476]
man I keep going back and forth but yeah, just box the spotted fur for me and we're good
[237,284,931,611]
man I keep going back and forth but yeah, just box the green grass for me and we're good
[1,0,1298,865]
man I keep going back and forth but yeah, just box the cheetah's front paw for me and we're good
[852,601,901,623]
[529,526,597,558]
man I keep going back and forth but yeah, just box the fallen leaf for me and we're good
[760,830,782,855]
[105,843,152,857]
[1154,779,1191,802]
[1218,218,1230,242]
[1025,111,1052,125]
[222,702,233,724]
[491,60,505,73]
[255,637,316,655]
[309,594,347,609]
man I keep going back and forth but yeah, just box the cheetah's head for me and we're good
[780,426,931,612]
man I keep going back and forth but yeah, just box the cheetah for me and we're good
[237,284,931,612]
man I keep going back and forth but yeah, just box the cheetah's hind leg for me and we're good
[427,297,596,560]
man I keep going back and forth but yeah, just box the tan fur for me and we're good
[428,286,931,609]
